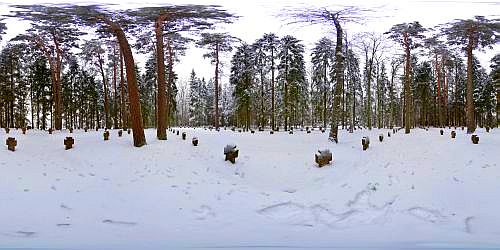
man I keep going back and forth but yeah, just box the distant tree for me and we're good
[490,54,500,127]
[197,32,239,129]
[441,16,499,133]
[345,47,362,132]
[425,36,448,127]
[357,32,385,130]
[284,6,373,142]
[251,39,268,128]
[386,21,426,134]
[258,33,280,130]
[278,35,305,131]
[311,37,334,128]
[230,43,254,130]
[188,70,203,126]
[80,39,111,129]
[0,19,6,41]
[388,57,403,128]
[12,5,84,130]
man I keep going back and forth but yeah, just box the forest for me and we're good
[1,2,500,249]
[0,4,498,147]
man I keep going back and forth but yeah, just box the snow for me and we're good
[1,127,500,249]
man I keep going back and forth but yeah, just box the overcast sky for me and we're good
[0,0,498,87]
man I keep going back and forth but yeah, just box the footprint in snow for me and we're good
[1,231,37,238]
[283,189,297,194]
[407,207,447,224]
[102,219,137,226]
[193,205,216,220]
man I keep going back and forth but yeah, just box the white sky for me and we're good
[0,0,499,87]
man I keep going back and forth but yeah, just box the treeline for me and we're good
[0,4,498,147]
[176,31,499,131]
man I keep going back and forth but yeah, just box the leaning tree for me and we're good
[386,22,426,134]
[284,6,374,142]
[197,32,239,130]
[441,16,499,133]
[68,5,147,147]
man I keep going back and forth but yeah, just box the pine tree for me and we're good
[442,16,499,133]
[230,43,254,130]
[311,37,334,128]
[278,35,305,131]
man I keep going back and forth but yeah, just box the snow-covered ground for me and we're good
[1,127,499,249]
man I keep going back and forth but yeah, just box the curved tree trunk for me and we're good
[100,16,146,147]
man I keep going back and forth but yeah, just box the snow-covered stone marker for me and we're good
[6,137,17,151]
[379,134,384,142]
[451,131,456,138]
[64,137,74,150]
[362,136,370,151]
[192,137,198,146]
[103,130,110,141]
[118,130,123,137]
[315,149,332,168]
[182,132,187,140]
[224,144,239,164]
[471,134,479,144]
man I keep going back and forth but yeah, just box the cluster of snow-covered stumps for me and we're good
[3,125,487,166]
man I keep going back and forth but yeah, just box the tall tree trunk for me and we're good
[403,32,411,134]
[214,43,220,129]
[329,16,345,142]
[466,34,475,133]
[167,37,174,128]
[98,58,109,129]
[112,45,118,129]
[284,57,289,131]
[497,84,500,127]
[120,49,127,129]
[99,16,146,147]
[271,48,275,130]
[155,15,167,140]
[323,60,327,128]
[260,68,264,128]
[53,34,63,130]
